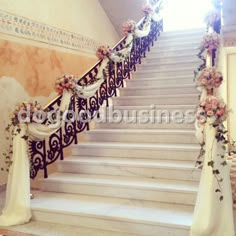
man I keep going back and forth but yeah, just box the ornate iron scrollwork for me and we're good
[29,18,163,179]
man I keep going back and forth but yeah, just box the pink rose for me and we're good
[216,108,225,116]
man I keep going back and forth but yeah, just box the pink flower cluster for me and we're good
[11,101,42,125]
[142,4,154,15]
[196,96,226,124]
[122,20,136,35]
[55,74,76,95]
[198,67,223,90]
[96,45,112,60]
[205,9,221,27]
[200,32,220,54]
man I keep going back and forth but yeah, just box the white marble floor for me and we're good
[1,220,140,236]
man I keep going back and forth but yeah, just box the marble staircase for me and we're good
[31,29,204,236]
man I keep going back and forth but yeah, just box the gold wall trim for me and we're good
[0,10,101,54]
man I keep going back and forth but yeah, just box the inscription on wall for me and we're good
[0,10,101,53]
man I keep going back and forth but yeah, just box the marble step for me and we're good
[126,76,194,86]
[71,142,200,161]
[157,35,202,44]
[134,67,196,78]
[39,173,198,205]
[100,104,196,121]
[109,104,197,112]
[139,59,201,69]
[95,120,195,130]
[119,84,199,96]
[153,39,200,47]
[144,54,200,64]
[151,41,200,52]
[147,48,198,58]
[58,157,200,181]
[138,62,200,72]
[83,129,198,144]
[160,28,204,38]
[112,94,199,106]
[31,191,193,236]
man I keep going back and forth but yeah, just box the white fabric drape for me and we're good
[0,91,72,226]
[0,125,31,226]
[191,121,235,236]
[75,59,109,99]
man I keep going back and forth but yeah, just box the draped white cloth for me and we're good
[191,121,235,236]
[0,124,31,226]
[0,91,72,226]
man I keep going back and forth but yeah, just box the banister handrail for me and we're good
[30,14,163,179]
[43,16,148,111]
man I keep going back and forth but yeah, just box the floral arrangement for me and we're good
[200,32,220,54]
[196,96,226,125]
[55,74,77,95]
[96,45,112,60]
[142,4,154,15]
[122,20,136,35]
[197,67,223,90]
[8,101,43,127]
[205,9,221,27]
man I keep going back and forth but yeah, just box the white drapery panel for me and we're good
[191,121,235,236]
[0,125,31,226]
[0,91,72,226]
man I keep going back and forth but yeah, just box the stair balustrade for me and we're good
[29,17,163,179]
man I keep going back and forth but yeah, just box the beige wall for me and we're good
[0,0,120,184]
[218,46,236,144]
[227,52,236,142]
[0,0,119,45]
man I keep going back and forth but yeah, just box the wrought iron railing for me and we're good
[29,17,163,179]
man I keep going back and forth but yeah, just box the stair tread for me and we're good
[120,84,197,90]
[135,66,196,74]
[86,129,196,134]
[43,173,199,192]
[139,59,200,66]
[145,53,198,60]
[113,94,198,99]
[61,156,198,169]
[31,191,193,228]
[74,142,200,150]
[113,105,196,109]
[128,75,193,81]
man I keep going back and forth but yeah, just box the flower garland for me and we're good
[197,67,223,90]
[2,101,42,172]
[122,20,136,35]
[96,45,112,60]
[55,74,77,95]
[200,32,220,54]
[142,4,154,15]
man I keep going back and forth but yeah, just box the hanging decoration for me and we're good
[200,32,221,55]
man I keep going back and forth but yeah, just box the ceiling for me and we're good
[99,0,145,36]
